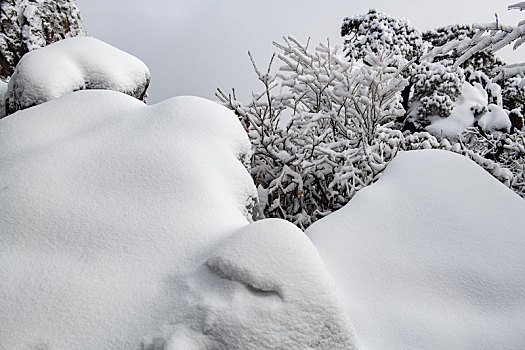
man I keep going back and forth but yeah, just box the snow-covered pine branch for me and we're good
[423,4,525,75]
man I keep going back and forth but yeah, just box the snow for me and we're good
[0,90,355,349]
[306,149,525,350]
[22,4,37,19]
[478,103,511,132]
[3,37,150,115]
[171,219,359,349]
[0,90,253,348]
[426,81,486,138]
[485,82,502,106]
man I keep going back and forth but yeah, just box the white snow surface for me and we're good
[3,37,150,114]
[0,91,355,349]
[478,103,511,132]
[307,150,525,350]
[172,219,359,349]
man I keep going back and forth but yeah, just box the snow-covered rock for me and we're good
[0,0,85,80]
[478,103,511,132]
[3,37,150,116]
[0,90,355,349]
[169,218,359,350]
[306,150,525,350]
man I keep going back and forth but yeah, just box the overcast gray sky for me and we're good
[75,0,523,103]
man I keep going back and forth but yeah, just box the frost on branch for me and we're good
[218,36,409,228]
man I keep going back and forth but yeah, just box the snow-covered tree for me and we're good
[423,3,525,74]
[502,76,525,115]
[341,9,424,64]
[341,9,425,113]
[423,24,505,77]
[406,60,464,129]
[0,0,85,80]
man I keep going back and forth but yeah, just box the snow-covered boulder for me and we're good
[0,0,85,79]
[307,150,525,350]
[169,218,359,350]
[3,37,150,116]
[478,103,511,132]
[0,90,355,349]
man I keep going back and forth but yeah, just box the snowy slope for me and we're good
[0,91,356,349]
[3,37,150,116]
[307,150,525,350]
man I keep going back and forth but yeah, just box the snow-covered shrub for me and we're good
[3,36,150,116]
[460,127,525,197]
[341,9,424,64]
[217,36,408,228]
[407,61,464,128]
[337,5,525,204]
[462,68,506,108]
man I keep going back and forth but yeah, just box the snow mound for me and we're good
[165,219,358,349]
[0,91,258,349]
[3,37,150,116]
[307,150,525,350]
[478,103,511,132]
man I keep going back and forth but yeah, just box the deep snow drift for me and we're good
[176,219,358,349]
[307,150,525,350]
[3,36,150,116]
[0,90,356,349]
